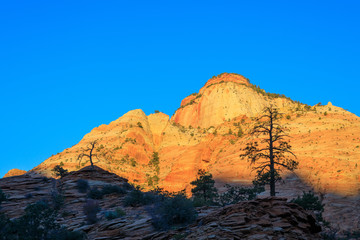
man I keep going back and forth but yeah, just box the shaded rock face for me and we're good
[0,167,155,239]
[3,169,26,178]
[155,197,322,240]
[0,168,322,240]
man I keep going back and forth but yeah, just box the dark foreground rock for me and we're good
[0,167,322,240]
[153,197,321,240]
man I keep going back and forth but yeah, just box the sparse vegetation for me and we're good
[0,201,86,239]
[237,127,243,137]
[104,208,126,220]
[147,152,160,187]
[101,184,126,196]
[178,94,203,109]
[218,184,264,206]
[123,187,155,207]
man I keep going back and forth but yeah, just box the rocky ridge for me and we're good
[0,166,323,240]
[155,197,322,240]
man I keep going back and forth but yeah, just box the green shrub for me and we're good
[237,127,243,137]
[76,179,89,193]
[0,201,86,239]
[47,228,86,240]
[0,212,14,238]
[150,192,197,230]
[104,208,126,220]
[25,193,33,199]
[290,191,324,221]
[130,158,137,167]
[149,152,160,168]
[83,200,100,224]
[15,201,58,239]
[50,190,64,211]
[0,189,7,206]
[102,185,126,196]
[88,187,103,200]
[122,182,135,191]
[218,184,264,206]
[124,188,155,207]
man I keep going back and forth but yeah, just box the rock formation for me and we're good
[155,197,322,240]
[5,73,359,232]
[31,73,360,197]
[3,169,26,178]
[0,166,324,239]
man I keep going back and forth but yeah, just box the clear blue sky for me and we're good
[1,0,359,177]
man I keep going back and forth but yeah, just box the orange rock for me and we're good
[3,169,26,178]
[29,73,360,197]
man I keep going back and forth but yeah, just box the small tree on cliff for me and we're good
[52,165,68,179]
[240,106,298,196]
[190,169,218,206]
[78,140,100,169]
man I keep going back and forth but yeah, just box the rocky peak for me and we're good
[3,169,27,178]
[172,73,296,128]
[202,73,251,90]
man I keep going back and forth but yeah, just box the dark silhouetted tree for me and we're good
[52,165,68,179]
[78,140,100,169]
[240,106,298,196]
[190,169,218,206]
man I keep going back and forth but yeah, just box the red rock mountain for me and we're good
[20,73,359,196]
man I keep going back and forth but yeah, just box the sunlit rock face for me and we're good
[172,73,295,128]
[3,169,27,178]
[31,73,359,198]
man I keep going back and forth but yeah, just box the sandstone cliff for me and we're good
[30,73,359,198]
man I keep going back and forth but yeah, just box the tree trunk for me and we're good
[269,112,276,196]
[89,146,94,169]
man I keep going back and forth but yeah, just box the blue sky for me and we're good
[1,0,359,177]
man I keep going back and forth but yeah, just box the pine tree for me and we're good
[240,106,298,196]
[190,169,218,206]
